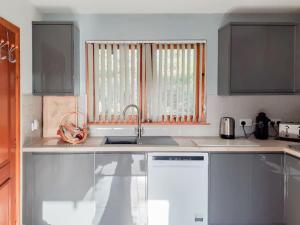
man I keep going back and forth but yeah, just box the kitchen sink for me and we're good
[105,136,138,144]
[104,136,178,145]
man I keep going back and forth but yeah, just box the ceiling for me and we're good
[28,0,300,14]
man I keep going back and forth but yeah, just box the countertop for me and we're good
[23,136,300,158]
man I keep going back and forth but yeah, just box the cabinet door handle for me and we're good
[195,217,204,222]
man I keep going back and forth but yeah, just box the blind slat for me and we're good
[158,44,163,122]
[169,45,174,122]
[193,44,197,122]
[107,45,113,121]
[152,44,158,121]
[130,45,136,118]
[141,44,146,121]
[163,44,168,121]
[120,45,125,121]
[181,45,186,122]
[199,44,203,122]
[175,47,180,122]
[137,45,141,120]
[186,44,191,122]
[112,44,118,120]
[87,44,94,122]
[93,44,100,121]
[145,44,152,120]
[125,45,130,119]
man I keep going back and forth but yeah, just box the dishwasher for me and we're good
[148,153,208,225]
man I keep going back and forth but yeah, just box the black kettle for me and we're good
[254,112,270,139]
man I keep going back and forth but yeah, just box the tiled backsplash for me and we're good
[22,95,42,144]
[89,95,300,137]
[21,94,300,141]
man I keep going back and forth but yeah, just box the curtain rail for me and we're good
[86,40,207,44]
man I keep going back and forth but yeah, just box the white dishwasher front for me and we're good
[147,153,208,225]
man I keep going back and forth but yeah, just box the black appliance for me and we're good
[254,112,270,139]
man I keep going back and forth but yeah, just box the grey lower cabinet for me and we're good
[23,153,95,225]
[209,153,285,225]
[94,153,147,225]
[32,22,79,95]
[218,23,297,95]
[23,153,147,225]
[285,155,300,225]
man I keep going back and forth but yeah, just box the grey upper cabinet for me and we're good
[218,23,297,95]
[285,154,300,225]
[32,22,79,95]
[209,153,285,225]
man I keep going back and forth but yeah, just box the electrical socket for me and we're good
[239,119,253,127]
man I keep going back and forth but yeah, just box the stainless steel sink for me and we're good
[104,136,178,145]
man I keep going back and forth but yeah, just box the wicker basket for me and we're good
[57,112,88,144]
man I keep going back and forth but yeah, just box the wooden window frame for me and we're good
[86,42,207,125]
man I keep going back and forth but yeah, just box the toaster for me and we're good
[278,122,300,141]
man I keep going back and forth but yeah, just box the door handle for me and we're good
[195,216,204,222]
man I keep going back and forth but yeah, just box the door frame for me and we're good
[0,17,20,225]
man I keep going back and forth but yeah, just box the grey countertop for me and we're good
[23,136,300,158]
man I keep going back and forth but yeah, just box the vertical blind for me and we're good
[87,42,206,124]
[87,43,140,122]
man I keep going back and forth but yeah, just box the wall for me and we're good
[42,13,300,136]
[0,0,43,143]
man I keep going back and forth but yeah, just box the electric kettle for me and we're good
[219,117,235,139]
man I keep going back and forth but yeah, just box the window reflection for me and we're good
[43,201,95,225]
[38,154,146,225]
[148,200,170,225]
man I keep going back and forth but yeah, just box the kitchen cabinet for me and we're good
[209,153,285,225]
[32,22,79,95]
[94,153,147,225]
[23,152,147,225]
[285,154,300,225]
[218,23,296,95]
[23,153,94,225]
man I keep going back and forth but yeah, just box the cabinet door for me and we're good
[33,24,74,95]
[0,179,10,225]
[29,153,94,225]
[94,153,147,225]
[209,153,285,225]
[230,25,295,93]
[285,155,300,225]
[250,154,285,225]
[209,154,251,225]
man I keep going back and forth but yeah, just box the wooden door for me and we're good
[0,17,20,225]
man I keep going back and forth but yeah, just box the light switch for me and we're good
[31,119,39,131]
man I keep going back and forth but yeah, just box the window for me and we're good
[86,42,206,125]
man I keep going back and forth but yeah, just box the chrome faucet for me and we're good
[123,104,143,139]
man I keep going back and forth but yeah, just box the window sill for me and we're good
[88,121,210,126]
